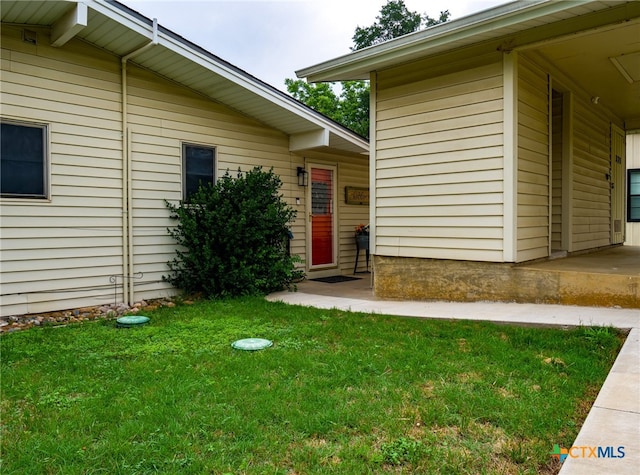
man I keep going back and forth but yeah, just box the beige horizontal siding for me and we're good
[1,25,368,315]
[127,67,369,289]
[377,50,502,92]
[126,65,296,301]
[0,26,125,316]
[551,91,563,250]
[376,244,504,262]
[376,192,504,208]
[517,55,549,262]
[375,60,504,262]
[571,97,611,251]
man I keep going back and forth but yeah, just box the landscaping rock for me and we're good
[0,297,182,333]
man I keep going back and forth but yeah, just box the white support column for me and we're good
[548,76,553,257]
[369,71,377,257]
[503,51,518,262]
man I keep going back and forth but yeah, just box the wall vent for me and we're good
[22,29,37,45]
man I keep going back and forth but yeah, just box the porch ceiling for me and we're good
[531,18,640,129]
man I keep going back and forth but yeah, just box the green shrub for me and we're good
[164,167,303,297]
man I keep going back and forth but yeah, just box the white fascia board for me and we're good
[296,0,591,82]
[51,2,88,47]
[87,0,157,37]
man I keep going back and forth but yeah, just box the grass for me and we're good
[0,297,623,474]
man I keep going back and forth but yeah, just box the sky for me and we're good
[125,0,510,91]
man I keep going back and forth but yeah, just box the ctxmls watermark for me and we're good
[550,444,625,463]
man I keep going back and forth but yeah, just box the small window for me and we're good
[629,169,640,222]
[183,143,215,201]
[1,121,47,198]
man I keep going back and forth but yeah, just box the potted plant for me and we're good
[355,223,370,250]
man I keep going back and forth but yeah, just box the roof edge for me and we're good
[296,0,578,81]
[97,1,368,151]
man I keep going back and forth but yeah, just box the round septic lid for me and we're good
[231,338,273,351]
[116,315,150,328]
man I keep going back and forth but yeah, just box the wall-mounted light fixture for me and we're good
[297,166,308,187]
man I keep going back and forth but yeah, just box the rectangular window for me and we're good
[183,143,215,201]
[1,121,47,198]
[629,169,640,222]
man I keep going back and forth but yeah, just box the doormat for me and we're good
[311,275,361,284]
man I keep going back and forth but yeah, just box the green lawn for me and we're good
[0,297,622,474]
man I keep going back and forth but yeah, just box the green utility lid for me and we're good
[116,315,150,328]
[231,338,273,351]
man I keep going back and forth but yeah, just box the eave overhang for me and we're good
[0,0,368,155]
[296,0,638,82]
[296,0,640,128]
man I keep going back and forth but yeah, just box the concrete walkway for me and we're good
[267,285,639,474]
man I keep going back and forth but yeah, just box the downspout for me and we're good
[121,18,158,305]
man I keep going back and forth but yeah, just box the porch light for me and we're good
[297,166,308,187]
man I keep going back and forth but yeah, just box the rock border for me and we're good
[0,298,179,333]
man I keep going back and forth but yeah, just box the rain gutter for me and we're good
[295,0,585,82]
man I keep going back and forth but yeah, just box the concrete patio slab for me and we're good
[269,290,640,329]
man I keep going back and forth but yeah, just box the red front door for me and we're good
[311,167,334,266]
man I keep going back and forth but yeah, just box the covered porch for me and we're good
[297,1,640,307]
[373,246,640,309]
[517,246,640,308]
[297,246,640,309]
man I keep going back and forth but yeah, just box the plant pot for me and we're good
[356,234,369,250]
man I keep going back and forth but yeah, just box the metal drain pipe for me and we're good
[121,18,158,305]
